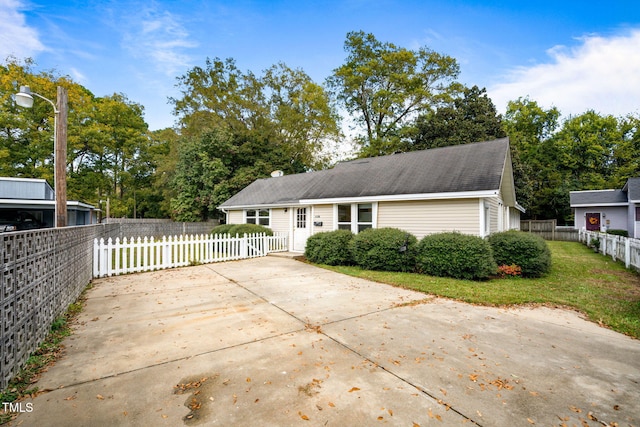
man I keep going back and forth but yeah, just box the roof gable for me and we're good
[220,138,512,208]
[623,177,640,202]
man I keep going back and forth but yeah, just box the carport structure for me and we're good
[11,257,640,426]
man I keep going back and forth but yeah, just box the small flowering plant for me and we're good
[496,264,522,278]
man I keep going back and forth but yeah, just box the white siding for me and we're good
[485,197,500,234]
[311,204,333,235]
[509,207,521,230]
[227,210,243,224]
[270,208,290,234]
[377,199,480,239]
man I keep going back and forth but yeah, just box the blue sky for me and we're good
[2,0,639,131]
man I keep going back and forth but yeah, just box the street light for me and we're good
[15,85,67,227]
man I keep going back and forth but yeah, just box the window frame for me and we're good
[244,208,271,226]
[334,202,377,233]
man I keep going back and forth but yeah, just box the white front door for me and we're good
[293,207,310,252]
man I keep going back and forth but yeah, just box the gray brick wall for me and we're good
[0,220,213,390]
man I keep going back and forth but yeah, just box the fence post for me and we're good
[242,233,248,258]
[93,238,99,277]
[106,237,113,277]
[625,238,631,268]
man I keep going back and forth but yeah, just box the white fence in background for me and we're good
[93,232,288,278]
[578,229,640,272]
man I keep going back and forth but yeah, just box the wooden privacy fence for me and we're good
[520,219,579,241]
[578,229,640,272]
[93,232,288,278]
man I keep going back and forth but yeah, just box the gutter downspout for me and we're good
[220,208,229,224]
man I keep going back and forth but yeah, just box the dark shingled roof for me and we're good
[623,177,640,202]
[220,138,510,208]
[570,190,628,206]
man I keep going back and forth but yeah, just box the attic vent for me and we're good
[270,170,284,177]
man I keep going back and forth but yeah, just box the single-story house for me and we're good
[219,138,524,252]
[570,177,640,238]
[0,177,98,228]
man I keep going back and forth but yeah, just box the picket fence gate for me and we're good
[93,232,288,278]
[578,229,640,272]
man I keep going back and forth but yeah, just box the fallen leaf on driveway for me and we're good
[298,411,309,420]
[348,387,360,392]
[96,394,104,400]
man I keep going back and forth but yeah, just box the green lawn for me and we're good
[320,241,640,339]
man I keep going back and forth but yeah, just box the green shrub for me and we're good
[213,223,273,236]
[417,232,496,280]
[488,231,551,278]
[305,230,354,265]
[607,229,628,237]
[211,224,235,235]
[350,228,417,272]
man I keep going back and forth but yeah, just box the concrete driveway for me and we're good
[10,256,640,426]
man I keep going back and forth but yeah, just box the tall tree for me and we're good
[552,110,621,190]
[170,128,293,221]
[171,58,339,170]
[327,31,460,156]
[503,97,561,217]
[611,115,640,186]
[411,85,505,150]
[1,59,157,218]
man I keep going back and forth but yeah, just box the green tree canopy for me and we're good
[411,85,506,150]
[171,58,340,171]
[327,31,460,156]
[1,58,159,218]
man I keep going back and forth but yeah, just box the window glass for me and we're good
[636,206,640,221]
[296,208,307,228]
[358,204,372,222]
[246,209,269,226]
[338,205,351,222]
[358,224,372,233]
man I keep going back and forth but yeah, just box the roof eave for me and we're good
[300,190,501,205]
[570,203,629,207]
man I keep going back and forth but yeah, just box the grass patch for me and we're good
[320,241,640,339]
[0,283,92,424]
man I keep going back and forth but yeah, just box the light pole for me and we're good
[15,85,68,227]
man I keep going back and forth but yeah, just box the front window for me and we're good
[337,204,351,230]
[636,206,640,221]
[357,203,373,232]
[246,209,270,226]
[336,203,375,233]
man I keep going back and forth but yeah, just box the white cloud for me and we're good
[122,7,197,77]
[488,29,640,118]
[0,0,45,60]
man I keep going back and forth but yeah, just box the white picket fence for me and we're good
[578,229,640,272]
[93,232,288,278]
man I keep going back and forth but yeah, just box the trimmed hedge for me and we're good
[211,224,235,235]
[350,228,417,272]
[416,232,496,280]
[212,223,273,236]
[304,230,354,265]
[607,229,628,237]
[488,231,551,278]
